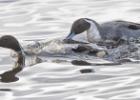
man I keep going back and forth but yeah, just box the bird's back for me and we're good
[100,20,140,41]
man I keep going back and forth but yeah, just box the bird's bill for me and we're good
[66,32,76,40]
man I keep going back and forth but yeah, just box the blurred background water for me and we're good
[0,0,140,100]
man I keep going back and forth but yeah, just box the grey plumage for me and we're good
[66,18,140,42]
[100,20,140,41]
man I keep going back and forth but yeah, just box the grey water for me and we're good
[0,0,140,100]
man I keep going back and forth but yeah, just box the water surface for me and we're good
[0,0,140,100]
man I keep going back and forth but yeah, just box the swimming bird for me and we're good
[0,35,25,69]
[66,18,140,44]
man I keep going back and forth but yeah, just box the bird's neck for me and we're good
[15,50,25,69]
[86,21,102,43]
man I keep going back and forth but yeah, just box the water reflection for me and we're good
[0,0,140,100]
[0,88,11,91]
[0,67,22,83]
[0,0,19,3]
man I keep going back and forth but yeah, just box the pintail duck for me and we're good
[66,18,140,44]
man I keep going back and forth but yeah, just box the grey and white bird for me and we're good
[66,18,140,43]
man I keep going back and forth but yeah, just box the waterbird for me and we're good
[66,18,140,44]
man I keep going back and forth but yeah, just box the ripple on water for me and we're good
[0,0,19,3]
[0,0,140,100]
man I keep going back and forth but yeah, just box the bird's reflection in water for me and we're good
[0,35,25,83]
[0,67,22,83]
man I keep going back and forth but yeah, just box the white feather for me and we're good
[85,19,101,43]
